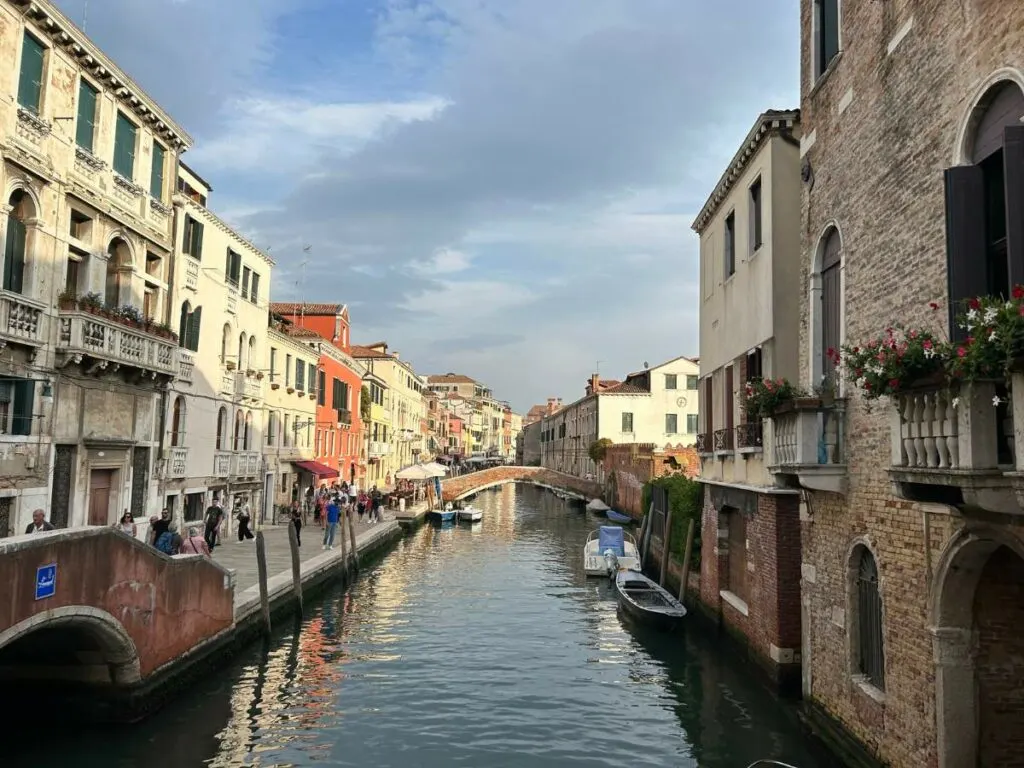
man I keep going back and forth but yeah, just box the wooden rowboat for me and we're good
[614,569,687,630]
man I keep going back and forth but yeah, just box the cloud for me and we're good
[58,0,800,411]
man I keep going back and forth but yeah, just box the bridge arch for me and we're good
[442,466,602,504]
[0,605,141,686]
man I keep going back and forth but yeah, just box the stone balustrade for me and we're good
[0,291,46,346]
[57,310,177,377]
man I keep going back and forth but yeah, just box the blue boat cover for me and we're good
[598,526,625,557]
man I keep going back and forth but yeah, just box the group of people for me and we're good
[287,481,385,550]
[118,497,254,557]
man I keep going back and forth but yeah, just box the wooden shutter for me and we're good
[4,216,26,294]
[703,376,713,434]
[821,231,842,381]
[724,365,734,432]
[17,33,44,112]
[178,303,189,344]
[944,166,989,341]
[189,306,202,352]
[114,113,137,178]
[150,143,165,199]
[194,220,204,260]
[11,379,34,437]
[76,79,97,151]
[1004,125,1024,288]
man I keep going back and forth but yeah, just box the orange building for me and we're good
[272,303,365,484]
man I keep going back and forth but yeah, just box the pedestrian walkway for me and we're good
[212,514,392,595]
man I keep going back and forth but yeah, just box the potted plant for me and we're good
[117,304,144,328]
[247,369,256,377]
[226,360,236,371]
[742,377,806,420]
[834,317,947,400]
[256,372,265,380]
[287,386,295,394]
[57,289,78,310]
[271,382,281,390]
[78,292,103,314]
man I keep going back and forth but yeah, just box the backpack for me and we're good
[155,531,175,555]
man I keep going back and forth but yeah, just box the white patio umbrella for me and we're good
[395,463,435,481]
[421,461,450,477]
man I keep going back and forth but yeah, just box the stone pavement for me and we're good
[212,513,393,595]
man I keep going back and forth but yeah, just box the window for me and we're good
[76,79,98,152]
[621,412,634,432]
[113,112,138,179]
[266,411,277,446]
[69,209,91,241]
[687,414,699,434]
[746,348,763,382]
[724,212,736,277]
[664,374,677,390]
[308,363,317,398]
[17,32,45,114]
[0,378,35,436]
[150,142,166,200]
[250,272,260,304]
[665,414,678,434]
[178,302,201,352]
[4,191,30,295]
[170,396,186,447]
[183,215,204,259]
[285,354,292,386]
[241,266,251,299]
[64,254,80,296]
[216,407,227,449]
[234,411,244,450]
[686,374,698,390]
[225,249,242,286]
[295,358,305,392]
[270,348,277,382]
[815,0,840,77]
[854,546,885,691]
[749,176,763,252]
[318,371,326,407]
[820,229,842,382]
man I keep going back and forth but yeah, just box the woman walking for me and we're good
[237,502,254,541]
[116,510,136,538]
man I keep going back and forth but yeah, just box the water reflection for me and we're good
[12,482,833,768]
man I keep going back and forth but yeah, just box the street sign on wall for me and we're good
[35,563,56,601]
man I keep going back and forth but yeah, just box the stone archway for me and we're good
[930,526,1024,768]
[0,605,141,686]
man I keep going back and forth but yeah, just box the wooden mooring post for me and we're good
[255,530,271,635]
[288,520,303,613]
[677,518,696,604]
[347,505,359,572]
[659,502,673,588]
[642,501,654,566]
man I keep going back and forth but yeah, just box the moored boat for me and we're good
[428,508,456,523]
[584,526,640,577]
[586,498,610,515]
[605,509,633,524]
[614,569,686,630]
[457,505,482,523]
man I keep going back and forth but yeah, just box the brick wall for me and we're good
[441,465,602,503]
[698,486,801,688]
[798,3,1024,765]
[603,444,699,518]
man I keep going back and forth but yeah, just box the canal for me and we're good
[13,484,835,767]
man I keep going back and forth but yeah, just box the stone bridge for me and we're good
[442,465,603,503]
[0,527,234,713]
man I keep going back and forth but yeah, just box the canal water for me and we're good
[12,484,834,768]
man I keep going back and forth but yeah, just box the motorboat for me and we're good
[457,505,482,523]
[428,506,456,523]
[606,509,633,524]
[586,498,610,515]
[584,526,640,578]
[614,570,687,630]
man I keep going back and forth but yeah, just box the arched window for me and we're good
[170,396,186,447]
[244,411,253,450]
[234,410,243,451]
[809,225,843,387]
[3,190,33,295]
[238,332,247,370]
[248,336,256,373]
[216,406,227,450]
[266,411,277,446]
[853,545,885,691]
[221,323,231,363]
[105,238,132,309]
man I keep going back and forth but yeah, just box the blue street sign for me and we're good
[35,563,56,601]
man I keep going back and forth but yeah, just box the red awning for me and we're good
[293,460,339,478]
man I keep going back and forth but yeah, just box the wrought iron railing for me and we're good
[713,427,733,452]
[695,433,708,453]
[736,421,763,450]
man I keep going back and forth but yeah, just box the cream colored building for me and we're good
[0,0,191,535]
[264,323,318,516]
[353,342,426,483]
[160,162,275,525]
[692,109,803,489]
[540,356,701,479]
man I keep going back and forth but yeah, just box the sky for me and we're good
[53,0,799,413]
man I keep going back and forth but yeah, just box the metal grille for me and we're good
[0,497,11,537]
[51,445,75,528]
[130,447,150,517]
[736,422,763,449]
[856,549,886,690]
[695,433,708,453]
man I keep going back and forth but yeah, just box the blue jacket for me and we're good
[326,503,340,524]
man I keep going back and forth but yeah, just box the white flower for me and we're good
[1007,301,1014,310]
[993,395,1003,407]
[952,397,961,409]
[984,307,998,324]
[856,377,867,389]
[990,330,999,342]
[924,347,935,359]
[967,308,979,322]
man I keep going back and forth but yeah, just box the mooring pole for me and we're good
[288,521,303,614]
[347,504,359,572]
[678,518,696,604]
[659,503,673,588]
[255,530,271,635]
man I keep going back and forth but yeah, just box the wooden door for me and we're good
[88,469,113,526]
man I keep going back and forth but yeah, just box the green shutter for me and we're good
[11,379,34,436]
[150,142,165,199]
[4,215,26,294]
[75,79,97,151]
[113,113,137,178]
[189,306,202,352]
[17,33,44,113]
[194,220,204,260]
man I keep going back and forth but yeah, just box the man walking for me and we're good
[203,501,223,551]
[25,509,54,533]
[322,495,340,550]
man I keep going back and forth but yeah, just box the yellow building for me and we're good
[361,369,391,488]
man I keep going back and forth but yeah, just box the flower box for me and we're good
[226,361,236,371]
[771,397,823,417]
[271,383,280,391]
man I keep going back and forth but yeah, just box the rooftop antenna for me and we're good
[298,244,311,326]
[82,0,88,32]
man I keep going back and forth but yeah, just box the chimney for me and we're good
[588,373,600,395]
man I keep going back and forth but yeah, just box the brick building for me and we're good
[796,2,1024,767]
[692,108,811,691]
[602,443,699,519]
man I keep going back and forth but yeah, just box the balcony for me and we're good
[766,399,847,495]
[735,422,763,453]
[712,427,734,456]
[232,451,262,478]
[369,441,390,457]
[888,380,1018,515]
[167,447,188,478]
[0,292,45,347]
[336,408,352,426]
[178,350,195,383]
[234,372,263,402]
[57,310,177,377]
[213,451,231,477]
[696,432,710,456]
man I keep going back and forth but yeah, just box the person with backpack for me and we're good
[154,525,179,556]
[149,508,172,545]
[236,502,254,541]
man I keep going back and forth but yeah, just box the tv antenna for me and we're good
[82,0,89,32]
[297,244,312,324]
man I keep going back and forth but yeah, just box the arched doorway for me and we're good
[931,527,1024,768]
[105,238,132,309]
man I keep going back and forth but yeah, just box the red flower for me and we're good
[1013,285,1024,299]
[969,298,981,310]
[923,339,932,349]
[957,346,967,358]
[889,378,900,389]
[966,336,975,345]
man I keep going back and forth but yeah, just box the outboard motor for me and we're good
[602,548,619,578]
